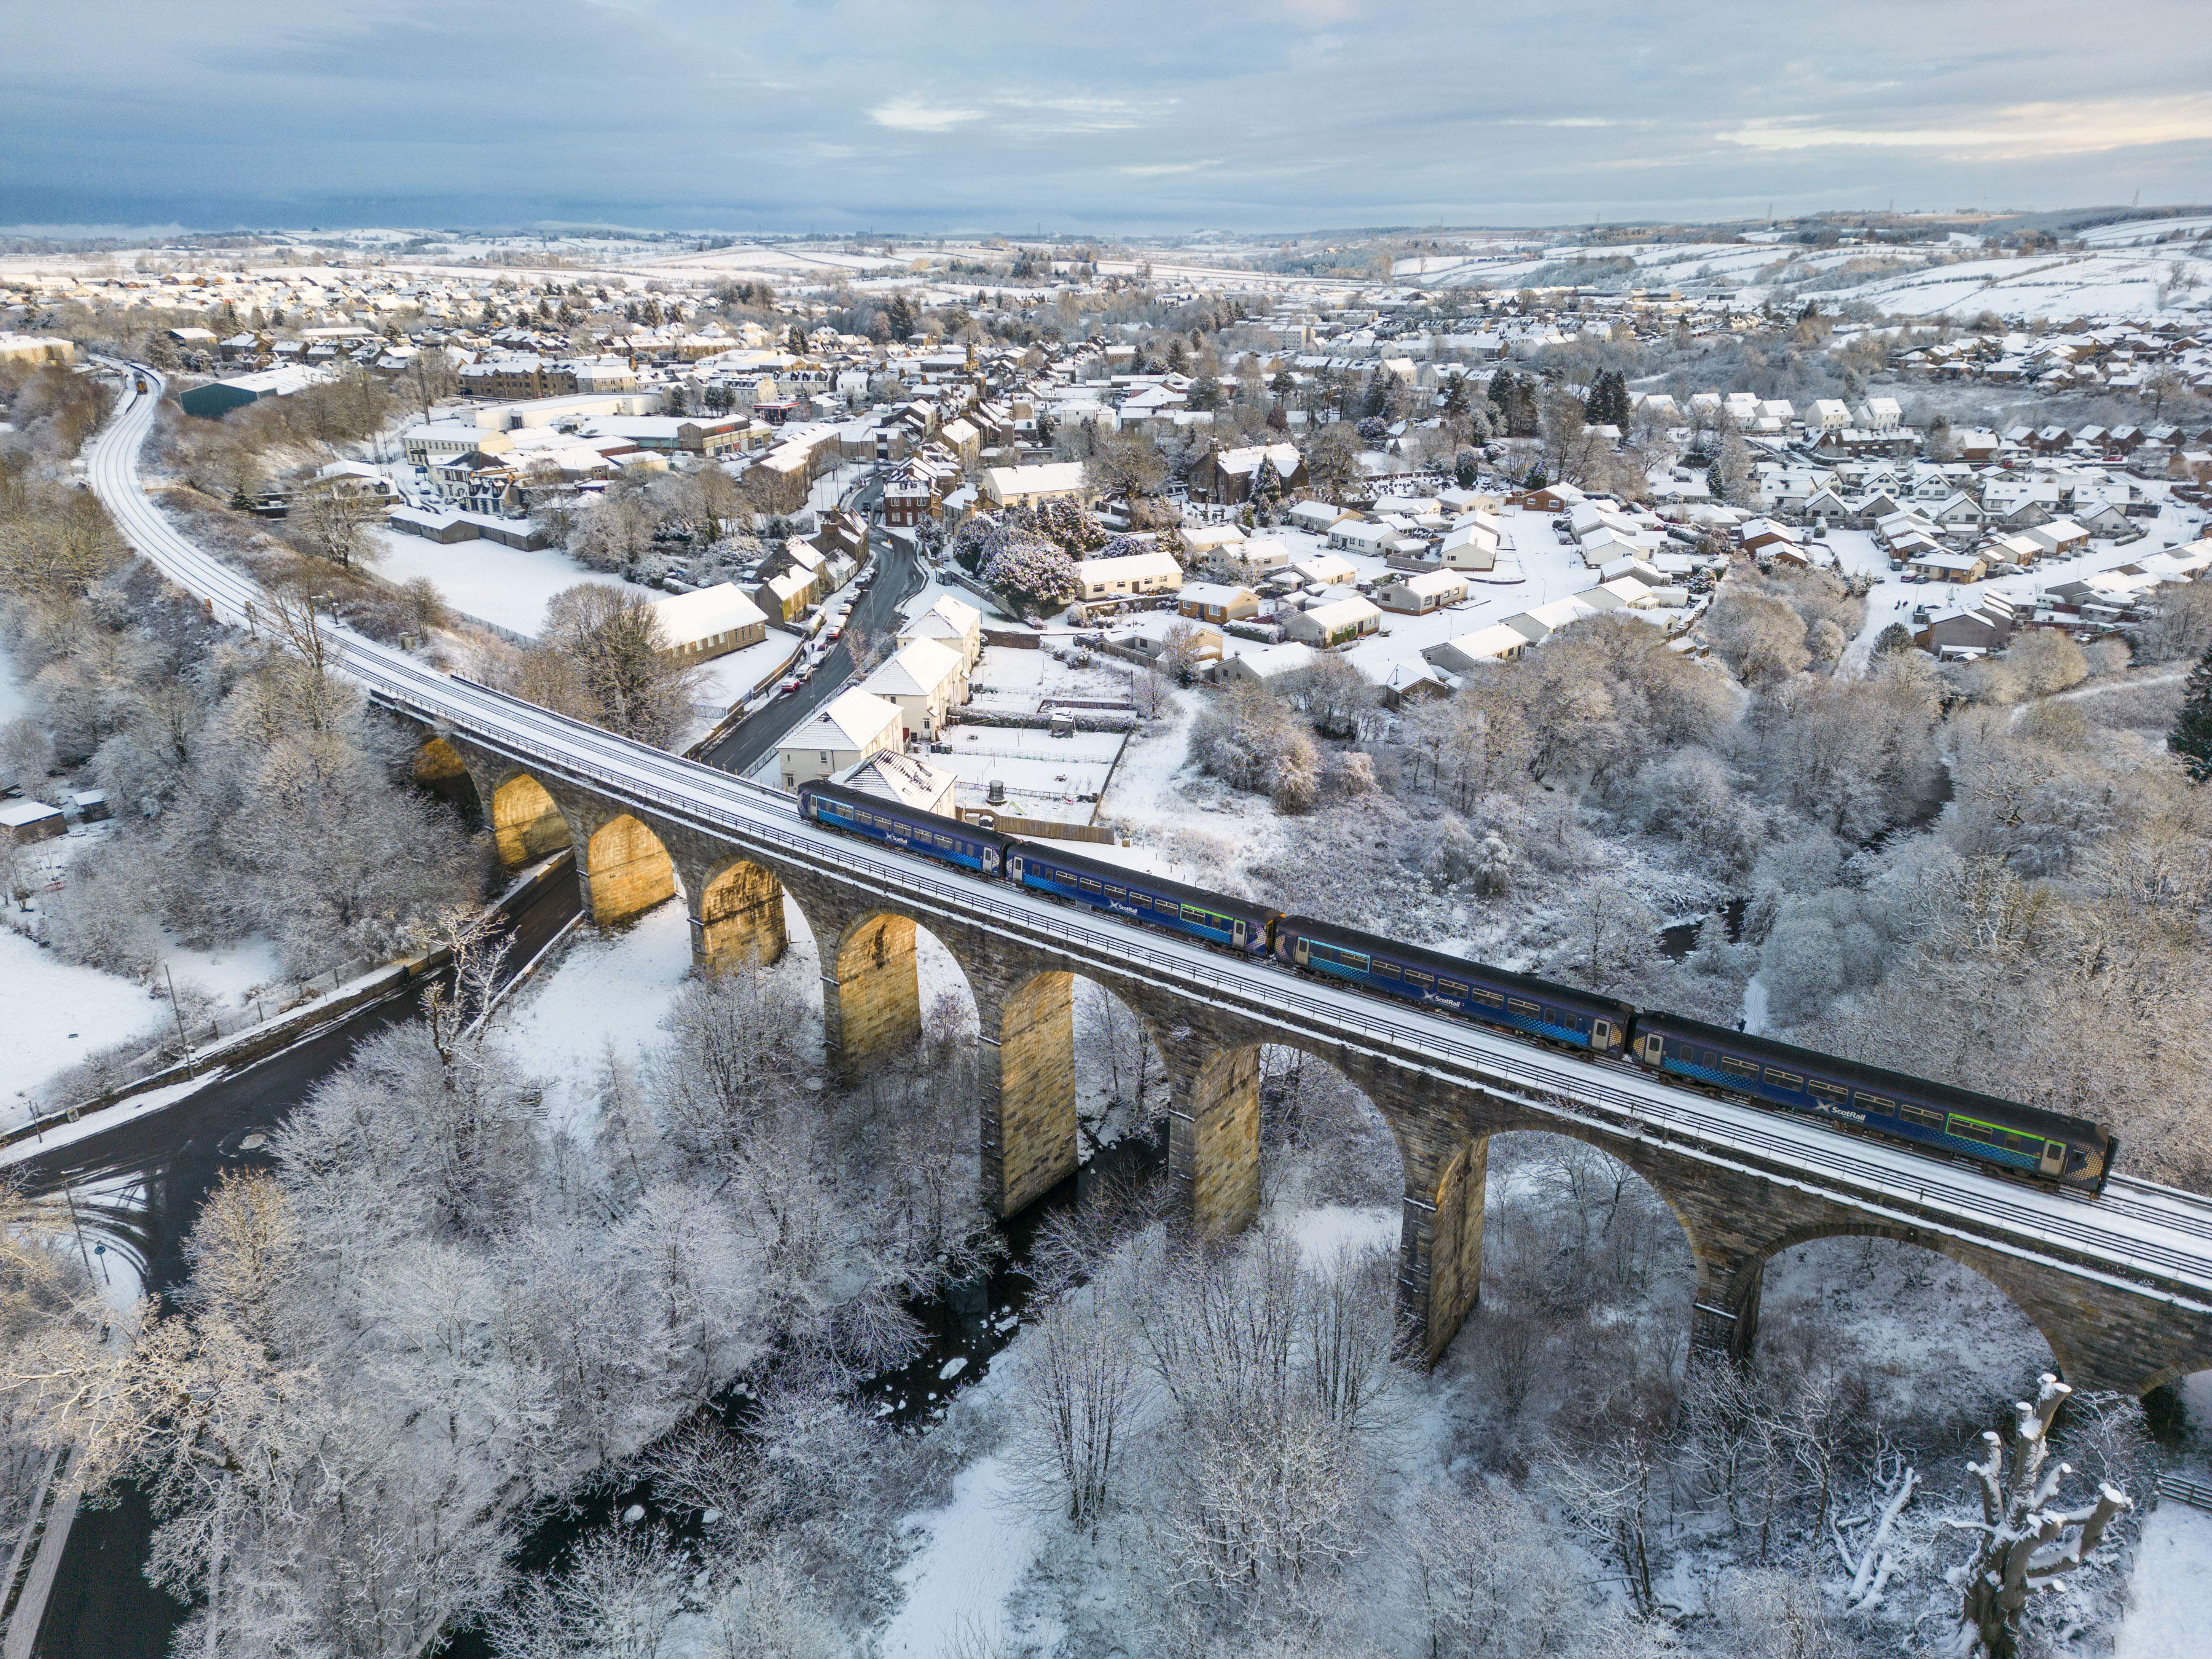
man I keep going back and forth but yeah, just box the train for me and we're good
[798,779,2117,1196]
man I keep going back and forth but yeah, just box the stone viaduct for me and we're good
[408,726,2212,1399]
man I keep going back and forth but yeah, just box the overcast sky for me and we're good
[8,1,2209,235]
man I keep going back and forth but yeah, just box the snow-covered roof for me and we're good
[650,582,766,646]
[786,689,901,753]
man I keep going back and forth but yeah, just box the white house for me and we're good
[1328,518,1394,555]
[779,689,903,790]
[1214,641,1319,688]
[1373,570,1468,614]
[1424,624,1537,669]
[896,593,984,670]
[1075,549,1183,602]
[1439,522,1499,571]
[1287,500,1347,535]
[861,637,969,742]
[1282,595,1382,647]
[1290,552,1359,587]
[649,583,768,660]
[981,462,1090,511]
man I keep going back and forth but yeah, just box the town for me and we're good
[5,12,2212,1658]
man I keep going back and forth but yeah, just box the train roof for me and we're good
[800,779,1016,848]
[1633,1007,2109,1140]
[1278,914,1637,1019]
[1006,840,1284,924]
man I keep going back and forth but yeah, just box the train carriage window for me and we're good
[1808,1078,1848,1104]
[1080,876,1103,893]
[933,833,954,850]
[1947,1115,2044,1158]
[1439,978,1469,998]
[1855,1092,1896,1116]
[1403,967,1433,986]
[1508,997,1540,1017]
[1900,1105,1945,1131]
[1720,1056,1760,1080]
[1376,962,1400,979]
[1763,1068,1803,1091]
[1105,884,1125,899]
[1698,1048,1717,1069]
[1470,986,1503,1007]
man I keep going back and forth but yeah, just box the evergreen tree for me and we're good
[1442,373,1470,418]
[1706,458,1727,501]
[2172,641,2212,782]
[1362,371,1389,419]
[1524,462,1548,490]
[1487,367,1515,417]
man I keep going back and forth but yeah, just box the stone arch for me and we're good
[1730,1221,2068,1381]
[825,909,981,1078]
[1452,1116,1703,1372]
[988,968,1172,1218]
[490,772,570,869]
[692,854,794,971]
[411,736,484,830]
[582,812,678,927]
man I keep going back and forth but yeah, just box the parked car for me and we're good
[779,678,802,694]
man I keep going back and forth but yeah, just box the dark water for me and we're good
[433,1125,1169,1657]
[1656,896,1749,962]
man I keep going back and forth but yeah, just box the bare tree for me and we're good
[1955,1374,2133,1659]
[1010,1295,1147,1533]
[289,480,382,571]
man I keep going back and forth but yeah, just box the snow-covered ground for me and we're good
[2116,1501,2212,1658]
[368,527,657,639]
[0,928,167,1116]
[935,726,1123,824]
[879,1450,1048,1659]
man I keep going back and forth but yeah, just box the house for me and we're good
[1373,570,1469,614]
[1190,442,1307,504]
[1287,499,1348,535]
[0,800,65,846]
[1425,624,1537,668]
[896,594,984,670]
[1915,605,2014,655]
[1986,532,2046,567]
[1179,582,1261,624]
[1514,483,1586,513]
[1231,538,1296,574]
[981,462,1091,511]
[834,750,959,818]
[1809,399,1851,433]
[1908,550,1989,583]
[1282,595,1382,647]
[1213,641,1318,689]
[1075,549,1183,602]
[1181,523,1249,562]
[1327,517,1394,555]
[649,584,767,661]
[861,637,969,743]
[2023,519,2092,558]
[1290,552,1358,587]
[755,567,816,623]
[778,689,903,790]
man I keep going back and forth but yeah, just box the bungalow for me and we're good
[1738,517,1797,554]
[1514,483,1586,513]
[1282,595,1382,647]
[1182,522,1248,562]
[1287,499,1347,535]
[1915,605,2013,654]
[649,583,768,660]
[1986,532,2046,567]
[1438,522,1499,572]
[896,594,984,670]
[778,688,903,790]
[1179,581,1261,624]
[981,462,1091,511]
[1327,517,1394,555]
[1425,624,1535,669]
[1214,641,1318,689]
[1374,570,1468,614]
[2023,519,2091,559]
[1290,552,1359,587]
[1909,550,1989,583]
[0,799,65,846]
[1075,549,1183,602]
[1233,538,1297,574]
[861,637,969,743]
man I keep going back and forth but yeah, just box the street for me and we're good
[20,870,582,1659]
[700,478,933,778]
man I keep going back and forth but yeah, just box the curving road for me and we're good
[82,365,2212,1322]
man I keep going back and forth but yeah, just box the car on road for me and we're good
[779,677,803,694]
[825,624,842,640]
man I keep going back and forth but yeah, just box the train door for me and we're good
[1006,854,1024,880]
[1639,1032,1664,1064]
[1591,1018,1615,1051]
[1293,935,1310,967]
[1232,919,1247,949]
[2039,1140,2067,1177]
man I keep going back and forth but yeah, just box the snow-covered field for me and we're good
[0,928,166,1113]
[2116,1501,2212,1658]
[369,528,656,639]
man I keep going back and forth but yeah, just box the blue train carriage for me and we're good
[1274,916,1632,1054]
[798,780,1013,874]
[1005,842,1281,954]
[1628,1010,2114,1194]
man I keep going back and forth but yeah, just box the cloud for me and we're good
[869,99,982,133]
[1118,160,1217,176]
[1722,96,2212,159]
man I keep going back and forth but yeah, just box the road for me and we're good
[700,477,931,777]
[19,871,581,1659]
